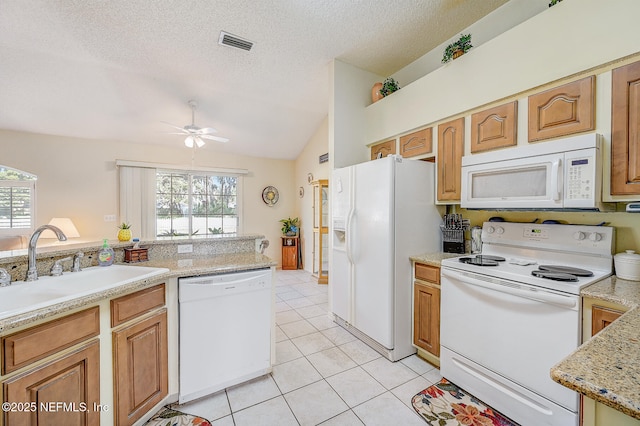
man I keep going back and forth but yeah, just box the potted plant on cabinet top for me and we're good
[442,33,473,63]
[279,217,299,236]
[380,77,400,97]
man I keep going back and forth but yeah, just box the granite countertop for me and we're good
[551,276,640,420]
[410,252,463,267]
[0,252,276,333]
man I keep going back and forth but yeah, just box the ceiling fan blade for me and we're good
[166,131,189,135]
[195,127,218,134]
[161,121,187,132]
[200,134,229,143]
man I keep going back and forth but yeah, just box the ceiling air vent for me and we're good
[218,31,253,51]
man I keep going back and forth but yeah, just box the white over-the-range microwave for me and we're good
[461,133,614,210]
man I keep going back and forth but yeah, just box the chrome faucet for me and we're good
[26,225,67,281]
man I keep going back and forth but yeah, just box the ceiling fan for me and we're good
[163,100,229,148]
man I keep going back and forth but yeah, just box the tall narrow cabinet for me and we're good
[312,179,329,284]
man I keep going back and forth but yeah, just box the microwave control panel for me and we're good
[566,156,594,200]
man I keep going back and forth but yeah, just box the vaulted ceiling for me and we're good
[0,0,508,160]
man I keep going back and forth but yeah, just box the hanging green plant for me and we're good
[379,77,400,97]
[549,0,563,6]
[442,33,473,64]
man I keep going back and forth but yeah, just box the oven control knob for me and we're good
[486,226,495,234]
[589,232,602,242]
[573,231,586,240]
[495,226,504,235]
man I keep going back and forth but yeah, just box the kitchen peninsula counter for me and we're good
[552,276,640,420]
[409,252,462,267]
[0,251,275,333]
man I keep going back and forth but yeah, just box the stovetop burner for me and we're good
[538,265,593,277]
[531,270,579,282]
[458,255,506,266]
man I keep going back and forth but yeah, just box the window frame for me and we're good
[155,169,243,238]
[0,168,37,236]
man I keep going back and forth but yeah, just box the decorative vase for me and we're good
[371,82,384,103]
[285,231,296,237]
[118,229,132,242]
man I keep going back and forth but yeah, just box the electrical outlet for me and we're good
[178,244,193,254]
[104,214,116,222]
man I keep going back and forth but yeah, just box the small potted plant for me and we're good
[442,33,473,63]
[279,217,299,236]
[379,77,401,97]
[117,222,132,242]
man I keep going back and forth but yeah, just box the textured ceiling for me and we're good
[0,0,508,160]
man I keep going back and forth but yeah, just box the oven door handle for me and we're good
[442,269,577,309]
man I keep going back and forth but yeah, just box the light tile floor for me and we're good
[167,269,443,425]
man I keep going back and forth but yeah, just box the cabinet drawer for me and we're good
[2,306,100,374]
[415,263,440,284]
[111,283,165,327]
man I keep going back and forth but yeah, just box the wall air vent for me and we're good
[218,31,253,51]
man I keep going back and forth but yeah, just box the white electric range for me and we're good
[440,221,614,426]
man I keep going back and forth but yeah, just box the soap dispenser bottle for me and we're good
[98,239,115,266]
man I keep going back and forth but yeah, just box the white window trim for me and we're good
[115,159,249,176]
[0,179,36,236]
[118,161,246,239]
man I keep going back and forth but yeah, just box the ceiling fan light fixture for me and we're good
[185,135,195,148]
[195,136,205,148]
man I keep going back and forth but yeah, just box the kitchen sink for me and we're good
[0,264,169,321]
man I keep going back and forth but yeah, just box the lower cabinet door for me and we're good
[113,309,168,426]
[413,282,440,357]
[3,341,100,426]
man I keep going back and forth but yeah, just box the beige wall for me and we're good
[294,117,330,273]
[0,129,296,265]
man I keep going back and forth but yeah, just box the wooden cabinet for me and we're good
[281,236,299,270]
[611,60,640,196]
[437,117,464,202]
[370,139,396,160]
[399,128,433,158]
[413,262,441,363]
[312,180,329,284]
[591,305,624,336]
[581,298,639,426]
[2,309,100,426]
[528,76,595,142]
[470,101,517,153]
[112,287,168,426]
[2,306,100,374]
[3,341,101,426]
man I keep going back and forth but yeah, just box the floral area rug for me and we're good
[145,407,212,426]
[412,379,519,426]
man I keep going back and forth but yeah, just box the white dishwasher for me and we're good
[178,268,273,403]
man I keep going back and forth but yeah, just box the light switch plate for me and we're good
[178,244,193,254]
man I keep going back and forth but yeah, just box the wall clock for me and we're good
[262,186,279,206]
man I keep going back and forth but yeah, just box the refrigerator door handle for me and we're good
[346,208,355,264]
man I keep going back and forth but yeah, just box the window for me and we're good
[0,166,37,235]
[156,171,238,237]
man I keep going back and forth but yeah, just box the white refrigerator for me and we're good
[331,155,442,361]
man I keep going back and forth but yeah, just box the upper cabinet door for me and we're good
[612,61,640,195]
[528,76,595,142]
[471,101,517,153]
[370,139,396,160]
[399,128,433,158]
[437,117,464,202]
